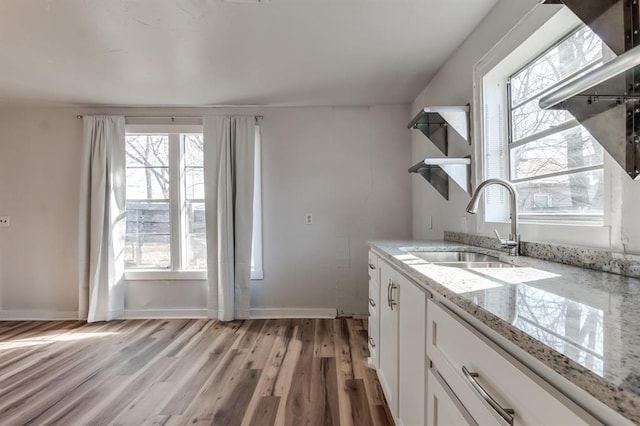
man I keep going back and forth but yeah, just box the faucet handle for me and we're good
[494,229,518,249]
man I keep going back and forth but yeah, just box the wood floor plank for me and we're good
[248,396,280,426]
[346,378,374,425]
[0,318,393,426]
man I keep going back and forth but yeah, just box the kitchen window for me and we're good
[480,15,609,227]
[507,25,605,223]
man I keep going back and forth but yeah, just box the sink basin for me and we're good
[409,251,500,263]
[409,251,516,268]
[432,261,516,268]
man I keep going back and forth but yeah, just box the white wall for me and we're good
[0,104,411,318]
[411,0,542,241]
[0,108,81,318]
[411,0,640,254]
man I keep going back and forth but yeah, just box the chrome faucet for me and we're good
[466,178,520,256]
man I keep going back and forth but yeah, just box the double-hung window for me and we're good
[123,123,264,280]
[481,15,609,228]
[507,26,605,223]
[124,129,207,273]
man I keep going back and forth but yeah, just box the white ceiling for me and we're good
[0,0,498,106]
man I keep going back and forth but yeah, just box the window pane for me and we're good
[510,26,603,106]
[186,234,207,270]
[185,167,204,200]
[186,201,206,234]
[124,234,171,269]
[515,169,604,216]
[511,126,603,180]
[126,202,170,234]
[126,168,169,199]
[511,99,574,141]
[184,134,204,167]
[126,135,169,167]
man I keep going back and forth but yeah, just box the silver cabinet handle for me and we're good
[389,283,398,311]
[368,263,376,270]
[369,298,376,307]
[387,279,392,308]
[369,337,376,348]
[462,366,515,426]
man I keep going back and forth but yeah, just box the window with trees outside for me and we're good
[507,25,605,222]
[125,132,206,271]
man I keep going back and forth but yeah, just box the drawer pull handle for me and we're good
[369,337,376,348]
[368,263,376,270]
[369,298,376,307]
[389,283,398,311]
[462,366,515,425]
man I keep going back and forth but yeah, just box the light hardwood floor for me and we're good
[0,318,393,425]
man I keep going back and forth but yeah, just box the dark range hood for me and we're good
[541,0,640,179]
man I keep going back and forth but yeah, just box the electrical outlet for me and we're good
[305,213,313,225]
[0,216,9,227]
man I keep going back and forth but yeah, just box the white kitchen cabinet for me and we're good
[371,254,429,425]
[427,368,476,426]
[368,251,380,368]
[426,299,602,426]
[397,271,427,426]
[377,259,399,418]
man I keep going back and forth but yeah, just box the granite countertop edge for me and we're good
[367,239,640,424]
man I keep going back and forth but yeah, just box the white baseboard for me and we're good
[122,309,208,319]
[249,308,337,319]
[0,310,80,321]
[120,307,338,320]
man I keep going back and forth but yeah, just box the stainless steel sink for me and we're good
[432,261,516,269]
[409,251,500,263]
[409,251,516,268]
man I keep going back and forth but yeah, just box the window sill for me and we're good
[124,270,207,281]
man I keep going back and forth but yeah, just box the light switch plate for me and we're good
[0,216,9,227]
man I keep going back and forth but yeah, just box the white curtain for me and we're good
[78,116,127,322]
[203,116,255,321]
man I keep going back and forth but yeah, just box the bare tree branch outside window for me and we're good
[508,26,605,219]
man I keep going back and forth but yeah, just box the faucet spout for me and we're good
[466,178,520,256]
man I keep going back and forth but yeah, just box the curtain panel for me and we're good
[203,116,255,321]
[78,116,126,322]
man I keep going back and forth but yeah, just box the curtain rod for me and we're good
[76,115,263,120]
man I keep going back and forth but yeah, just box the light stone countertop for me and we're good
[368,240,640,424]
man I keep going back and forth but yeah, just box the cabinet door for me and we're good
[398,273,427,426]
[378,260,399,418]
[427,369,476,426]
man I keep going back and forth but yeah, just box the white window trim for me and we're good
[124,124,205,276]
[124,270,207,281]
[472,5,618,249]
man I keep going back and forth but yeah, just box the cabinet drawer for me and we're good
[426,300,601,426]
[369,280,379,318]
[368,251,379,283]
[368,316,379,368]
[427,368,476,426]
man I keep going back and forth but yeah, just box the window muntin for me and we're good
[508,26,605,220]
